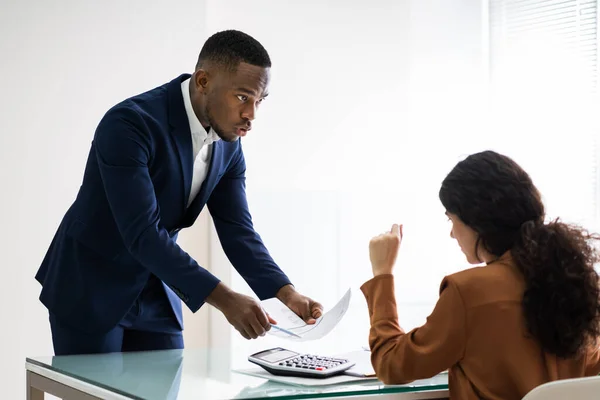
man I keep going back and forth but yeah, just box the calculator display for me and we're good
[256,349,298,363]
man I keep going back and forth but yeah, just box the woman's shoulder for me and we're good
[440,259,524,306]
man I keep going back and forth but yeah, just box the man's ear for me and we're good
[194,69,210,94]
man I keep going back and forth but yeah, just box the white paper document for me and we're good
[334,349,375,377]
[261,288,351,341]
[234,366,377,387]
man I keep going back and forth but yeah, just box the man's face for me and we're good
[194,62,270,142]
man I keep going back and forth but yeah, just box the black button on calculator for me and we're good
[248,347,355,379]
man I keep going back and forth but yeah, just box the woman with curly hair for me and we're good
[362,150,600,399]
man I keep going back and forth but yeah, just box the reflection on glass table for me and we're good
[25,348,449,400]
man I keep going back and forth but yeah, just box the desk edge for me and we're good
[25,361,133,400]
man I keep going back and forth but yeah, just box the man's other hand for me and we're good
[276,284,323,324]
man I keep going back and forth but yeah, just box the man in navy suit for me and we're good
[36,30,323,355]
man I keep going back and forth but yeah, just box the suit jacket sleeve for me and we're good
[94,106,220,312]
[207,141,292,300]
[360,274,466,384]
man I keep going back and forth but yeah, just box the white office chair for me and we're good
[522,375,600,400]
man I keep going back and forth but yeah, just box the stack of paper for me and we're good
[234,367,377,387]
[335,349,375,377]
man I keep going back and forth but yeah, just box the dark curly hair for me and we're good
[196,29,271,71]
[439,150,600,358]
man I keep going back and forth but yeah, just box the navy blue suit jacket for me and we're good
[36,74,292,333]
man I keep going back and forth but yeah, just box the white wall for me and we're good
[6,0,562,397]
[0,1,211,398]
[202,0,489,369]
[202,0,599,372]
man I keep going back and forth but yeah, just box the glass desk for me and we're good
[26,349,448,400]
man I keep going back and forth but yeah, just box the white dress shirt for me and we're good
[180,78,220,207]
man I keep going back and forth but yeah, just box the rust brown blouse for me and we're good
[360,258,600,399]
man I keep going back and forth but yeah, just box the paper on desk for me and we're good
[233,366,377,387]
[334,349,376,377]
[262,288,351,341]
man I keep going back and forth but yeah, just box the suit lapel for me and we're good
[198,140,223,202]
[182,140,223,227]
[167,74,194,212]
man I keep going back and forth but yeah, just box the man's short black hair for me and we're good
[196,30,271,71]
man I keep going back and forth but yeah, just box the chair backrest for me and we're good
[522,375,600,400]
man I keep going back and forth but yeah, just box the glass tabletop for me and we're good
[26,348,448,400]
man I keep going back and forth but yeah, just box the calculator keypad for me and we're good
[278,354,349,371]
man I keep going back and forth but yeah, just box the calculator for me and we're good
[248,347,355,379]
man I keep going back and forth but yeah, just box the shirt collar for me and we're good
[180,78,220,146]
